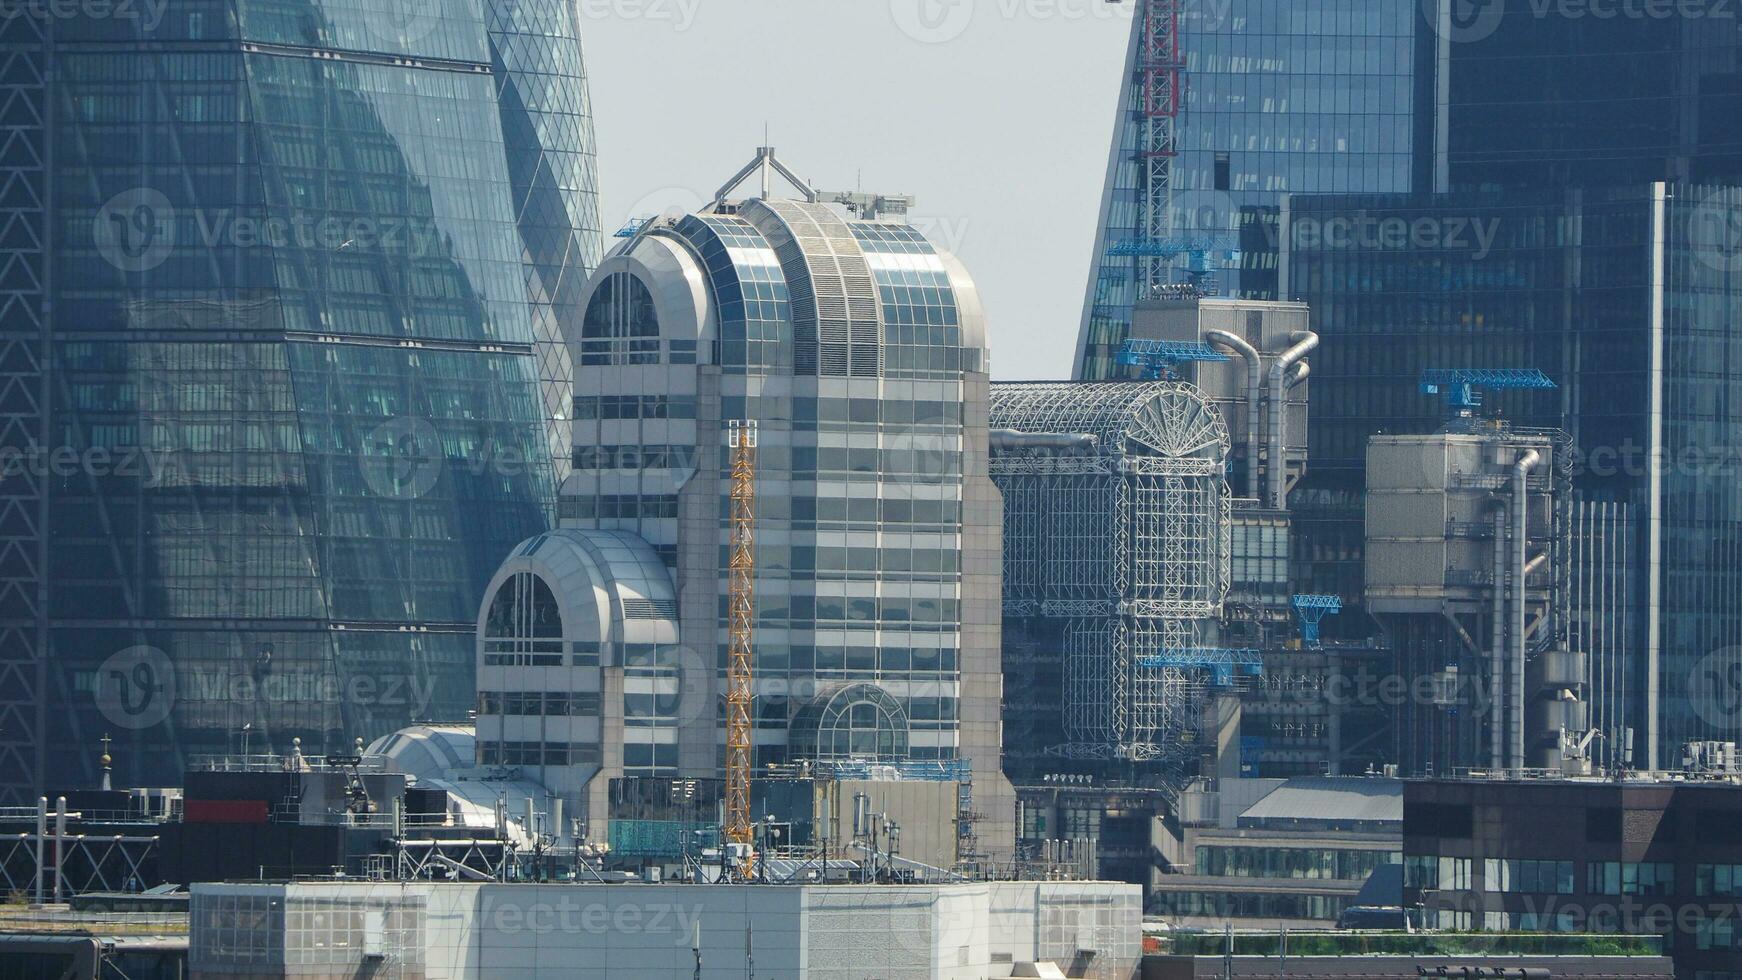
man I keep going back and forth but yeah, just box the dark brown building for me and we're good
[1142,954,1674,980]
[1406,777,1742,980]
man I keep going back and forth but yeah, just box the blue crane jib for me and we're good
[1420,368,1556,415]
[1118,338,1229,380]
[1137,648,1263,687]
[1290,594,1343,648]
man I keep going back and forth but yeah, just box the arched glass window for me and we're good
[482,572,563,665]
[579,272,661,366]
[582,272,659,338]
[790,683,911,762]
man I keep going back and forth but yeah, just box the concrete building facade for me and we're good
[188,879,1142,979]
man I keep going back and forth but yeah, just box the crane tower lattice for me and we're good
[725,421,758,858]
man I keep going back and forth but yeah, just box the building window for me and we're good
[1196,845,1399,881]
[1698,864,1742,897]
[1019,802,1048,842]
[1587,862,1676,896]
[789,683,913,762]
[573,394,696,421]
[1150,890,1348,922]
[582,272,658,339]
[1405,855,1471,891]
[478,692,602,717]
[580,273,661,366]
[1062,807,1102,840]
[477,740,597,767]
[485,573,561,639]
[1483,859,1574,894]
[1405,855,1438,889]
[1697,916,1738,951]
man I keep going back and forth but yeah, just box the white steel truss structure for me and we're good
[0,830,159,897]
[991,383,1231,764]
[392,838,512,882]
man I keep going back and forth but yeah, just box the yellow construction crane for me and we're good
[724,420,758,862]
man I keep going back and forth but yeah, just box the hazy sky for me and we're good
[580,0,1133,382]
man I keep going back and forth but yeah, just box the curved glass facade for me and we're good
[0,0,593,796]
[487,0,603,478]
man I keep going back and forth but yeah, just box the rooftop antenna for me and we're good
[711,146,817,211]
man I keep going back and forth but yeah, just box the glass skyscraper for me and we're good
[1420,0,1742,191]
[1288,184,1742,770]
[487,0,603,480]
[1072,2,1742,770]
[0,0,597,798]
[1075,0,1418,379]
[1280,5,1742,768]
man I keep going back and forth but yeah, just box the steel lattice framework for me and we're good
[991,383,1230,763]
[724,421,757,856]
[0,9,49,803]
[0,831,159,897]
[1136,0,1184,297]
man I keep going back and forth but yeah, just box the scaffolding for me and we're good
[991,382,1232,765]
